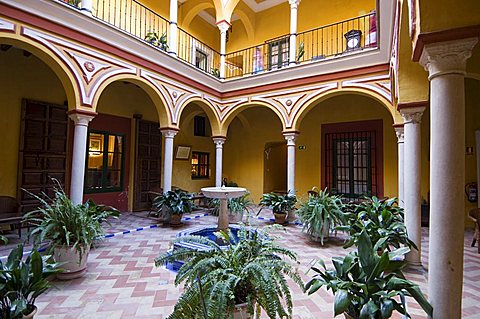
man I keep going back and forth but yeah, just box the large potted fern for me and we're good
[297,188,345,244]
[25,182,119,280]
[156,226,304,319]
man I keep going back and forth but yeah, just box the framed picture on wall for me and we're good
[175,146,191,160]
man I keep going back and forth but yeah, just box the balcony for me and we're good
[61,0,378,81]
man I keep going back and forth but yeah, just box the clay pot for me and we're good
[274,213,287,225]
[169,214,183,227]
[54,245,90,280]
[22,306,37,319]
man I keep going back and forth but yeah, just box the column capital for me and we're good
[216,20,231,33]
[288,0,301,9]
[394,126,404,143]
[68,110,96,126]
[160,128,179,138]
[283,132,299,145]
[400,107,425,124]
[419,37,478,80]
[212,136,226,146]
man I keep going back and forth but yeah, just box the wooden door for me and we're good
[133,119,162,211]
[18,100,68,213]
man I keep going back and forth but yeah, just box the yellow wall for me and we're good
[0,48,66,197]
[172,104,216,192]
[418,0,480,34]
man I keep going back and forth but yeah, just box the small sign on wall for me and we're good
[298,145,306,150]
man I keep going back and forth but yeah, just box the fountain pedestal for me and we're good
[201,186,247,231]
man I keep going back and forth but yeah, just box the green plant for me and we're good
[65,0,80,6]
[0,244,61,318]
[211,68,220,78]
[145,31,168,51]
[153,189,194,216]
[338,197,417,253]
[297,188,345,244]
[306,231,433,319]
[296,41,305,62]
[0,235,7,245]
[259,193,297,215]
[155,226,304,319]
[207,192,253,217]
[24,181,120,259]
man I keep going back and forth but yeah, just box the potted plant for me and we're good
[25,182,120,280]
[155,226,304,319]
[145,31,168,51]
[338,197,417,253]
[207,192,253,223]
[297,188,345,244]
[0,244,61,318]
[152,189,194,226]
[259,192,297,225]
[305,231,433,319]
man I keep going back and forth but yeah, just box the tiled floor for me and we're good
[1,209,479,318]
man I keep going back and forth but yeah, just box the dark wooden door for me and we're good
[18,100,68,213]
[133,119,162,211]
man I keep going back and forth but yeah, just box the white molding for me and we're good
[0,17,15,31]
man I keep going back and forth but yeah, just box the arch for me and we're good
[91,74,171,127]
[0,33,80,110]
[234,8,255,42]
[176,97,222,136]
[182,2,216,28]
[220,101,288,134]
[292,87,400,130]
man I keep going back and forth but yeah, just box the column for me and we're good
[217,21,230,79]
[161,129,178,193]
[288,0,301,65]
[420,37,478,319]
[213,137,226,187]
[394,125,405,207]
[69,112,95,205]
[400,107,425,266]
[169,0,178,55]
[283,132,298,195]
[80,0,93,15]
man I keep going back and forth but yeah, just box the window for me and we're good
[85,131,125,193]
[194,116,206,136]
[195,49,208,71]
[191,152,209,179]
[267,37,289,70]
[324,127,380,198]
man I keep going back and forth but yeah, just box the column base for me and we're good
[80,8,93,16]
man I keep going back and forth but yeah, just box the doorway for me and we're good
[263,142,287,194]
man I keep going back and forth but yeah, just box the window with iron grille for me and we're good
[324,130,378,198]
[191,151,209,179]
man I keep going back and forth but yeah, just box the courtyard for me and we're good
[2,208,479,319]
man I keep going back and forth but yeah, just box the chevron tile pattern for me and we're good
[1,210,479,318]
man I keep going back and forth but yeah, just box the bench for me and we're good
[0,196,23,238]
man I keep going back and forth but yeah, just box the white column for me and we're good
[161,129,178,193]
[217,21,230,79]
[420,37,478,319]
[80,0,93,15]
[169,0,178,55]
[288,0,301,65]
[394,125,405,207]
[400,108,425,266]
[69,112,95,205]
[213,137,226,187]
[283,132,298,195]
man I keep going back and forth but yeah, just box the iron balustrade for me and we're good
[91,0,169,47]
[176,28,221,77]
[296,12,377,64]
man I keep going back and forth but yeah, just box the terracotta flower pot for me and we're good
[54,245,90,280]
[344,312,355,319]
[274,213,287,225]
[169,214,183,227]
[22,306,37,319]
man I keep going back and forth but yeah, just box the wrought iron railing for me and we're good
[177,28,221,77]
[296,13,377,63]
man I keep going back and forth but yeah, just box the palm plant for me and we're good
[306,231,433,319]
[155,226,304,319]
[207,192,253,217]
[297,188,345,244]
[153,189,194,216]
[338,197,416,253]
[0,244,61,318]
[145,31,169,51]
[259,193,297,224]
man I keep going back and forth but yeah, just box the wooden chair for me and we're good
[0,196,23,238]
[468,208,480,253]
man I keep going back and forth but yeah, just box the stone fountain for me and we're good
[200,186,247,230]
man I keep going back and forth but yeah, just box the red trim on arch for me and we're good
[321,119,384,198]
